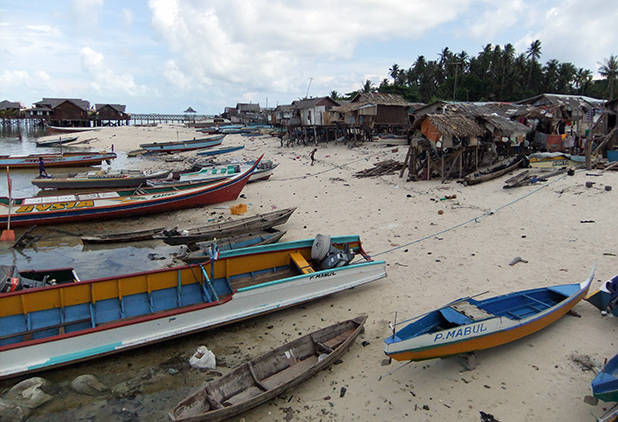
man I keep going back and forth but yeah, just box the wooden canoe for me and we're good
[0,151,116,168]
[139,135,225,153]
[385,269,593,362]
[593,353,618,403]
[35,136,79,147]
[169,315,367,422]
[180,229,286,263]
[162,207,295,245]
[32,169,170,190]
[0,236,384,380]
[80,227,168,244]
[463,156,524,185]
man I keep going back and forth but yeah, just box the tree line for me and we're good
[332,41,617,104]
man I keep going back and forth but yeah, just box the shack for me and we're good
[30,98,90,127]
[328,92,411,130]
[94,104,129,127]
[0,101,21,118]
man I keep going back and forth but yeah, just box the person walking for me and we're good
[310,148,317,166]
[38,157,50,178]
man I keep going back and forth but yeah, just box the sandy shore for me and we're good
[3,124,617,421]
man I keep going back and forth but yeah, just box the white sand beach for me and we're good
[4,124,617,421]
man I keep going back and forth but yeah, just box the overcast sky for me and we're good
[1,0,616,114]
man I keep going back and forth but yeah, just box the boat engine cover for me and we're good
[312,234,331,261]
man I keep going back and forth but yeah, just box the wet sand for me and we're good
[1,124,617,421]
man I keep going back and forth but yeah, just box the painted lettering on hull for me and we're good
[309,271,336,280]
[433,323,487,343]
[16,200,94,213]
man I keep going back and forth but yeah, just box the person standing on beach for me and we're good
[310,148,317,166]
[38,157,50,178]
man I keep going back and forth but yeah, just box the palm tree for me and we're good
[599,55,618,99]
[389,64,401,85]
[526,39,542,88]
[362,79,374,93]
[330,90,340,100]
[575,68,593,94]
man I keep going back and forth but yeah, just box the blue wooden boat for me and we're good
[384,269,593,362]
[586,275,618,316]
[0,235,385,380]
[593,353,618,403]
[196,145,244,157]
[139,135,225,153]
[0,151,116,168]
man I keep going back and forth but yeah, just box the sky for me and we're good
[0,0,616,114]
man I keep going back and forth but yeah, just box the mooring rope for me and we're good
[370,173,570,259]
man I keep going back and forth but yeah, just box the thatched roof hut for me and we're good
[414,113,484,148]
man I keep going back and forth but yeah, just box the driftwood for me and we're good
[12,226,39,249]
[463,156,524,186]
[354,160,404,178]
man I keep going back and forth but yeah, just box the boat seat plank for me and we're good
[522,294,552,309]
[322,329,355,350]
[247,362,269,391]
[261,355,318,390]
[450,301,493,320]
[222,386,263,406]
[290,252,314,274]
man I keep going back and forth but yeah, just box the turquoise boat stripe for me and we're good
[27,342,123,370]
[237,260,385,292]
[219,235,362,259]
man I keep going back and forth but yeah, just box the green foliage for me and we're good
[368,40,612,103]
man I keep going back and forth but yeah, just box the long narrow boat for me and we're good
[1,265,79,293]
[585,275,618,317]
[162,207,295,245]
[80,227,168,245]
[35,136,79,147]
[139,135,225,153]
[169,315,367,422]
[180,229,286,263]
[463,156,524,186]
[0,236,386,380]
[47,126,100,134]
[196,145,244,157]
[0,157,261,227]
[174,160,278,184]
[0,151,116,168]
[593,353,618,403]
[384,269,593,362]
[32,169,170,190]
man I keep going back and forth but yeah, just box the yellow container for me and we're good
[230,204,247,215]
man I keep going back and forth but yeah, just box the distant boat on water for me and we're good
[139,135,225,153]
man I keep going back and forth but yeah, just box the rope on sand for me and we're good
[370,173,569,259]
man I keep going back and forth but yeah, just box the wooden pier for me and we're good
[129,113,211,125]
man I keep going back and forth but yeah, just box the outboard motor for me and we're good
[311,234,355,270]
[0,265,56,293]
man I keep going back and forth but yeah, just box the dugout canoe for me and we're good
[0,151,116,168]
[180,228,286,263]
[0,235,385,380]
[162,207,295,245]
[80,227,168,245]
[32,169,170,190]
[0,157,262,227]
[384,269,593,362]
[35,136,79,147]
[169,315,367,422]
[139,135,225,153]
[593,353,618,403]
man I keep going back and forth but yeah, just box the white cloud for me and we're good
[71,0,104,28]
[514,0,618,75]
[147,0,472,101]
[122,8,133,26]
[163,60,191,90]
[80,47,148,96]
[468,0,526,39]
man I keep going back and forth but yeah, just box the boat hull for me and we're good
[0,253,385,379]
[385,272,593,361]
[0,152,116,168]
[140,135,224,153]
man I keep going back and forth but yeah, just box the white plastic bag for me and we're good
[189,346,216,369]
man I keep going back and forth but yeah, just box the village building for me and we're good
[290,97,340,127]
[271,105,294,127]
[224,103,265,124]
[0,100,21,118]
[328,92,411,130]
[94,104,130,127]
[28,98,91,127]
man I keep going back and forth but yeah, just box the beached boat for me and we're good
[177,160,278,184]
[0,151,116,168]
[32,169,170,190]
[0,157,261,227]
[169,315,367,422]
[0,265,79,293]
[47,126,100,134]
[528,152,585,168]
[80,227,168,245]
[384,269,593,362]
[0,235,385,380]
[162,207,295,245]
[180,229,286,263]
[463,155,524,185]
[593,353,618,403]
[139,135,225,153]
[196,145,245,157]
[585,275,618,317]
[35,136,79,147]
